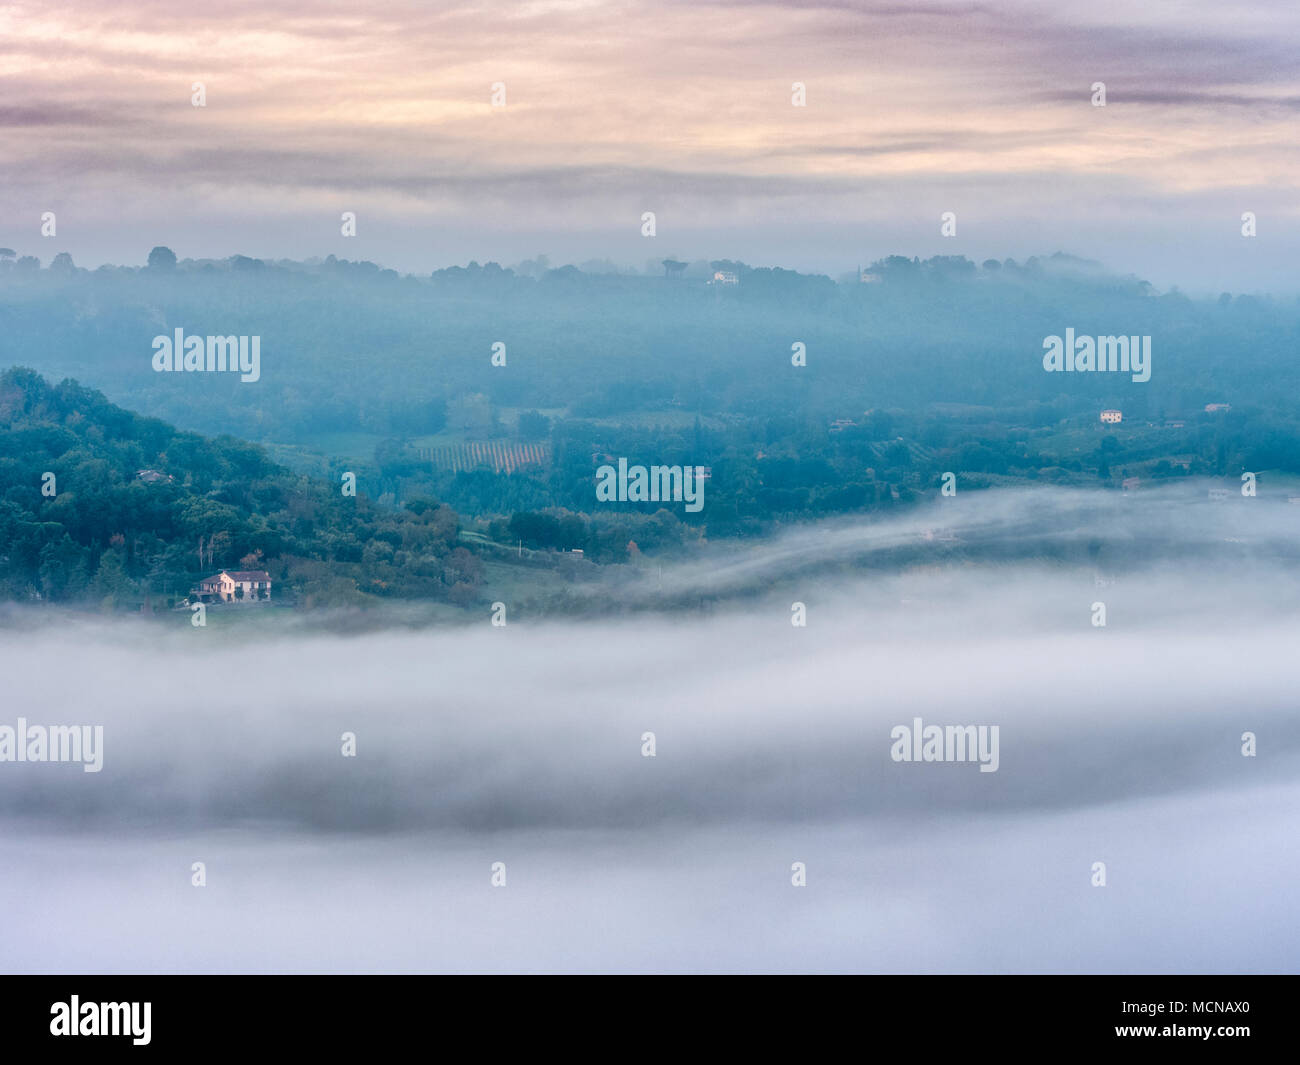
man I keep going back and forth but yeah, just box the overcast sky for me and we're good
[3,0,1298,291]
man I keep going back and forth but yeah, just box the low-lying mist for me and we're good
[2,486,1297,972]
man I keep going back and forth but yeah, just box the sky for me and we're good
[2,0,1299,291]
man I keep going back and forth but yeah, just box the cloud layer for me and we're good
[1,488,1297,971]
[2,1,1298,288]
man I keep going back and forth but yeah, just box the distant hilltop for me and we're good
[0,246,1162,294]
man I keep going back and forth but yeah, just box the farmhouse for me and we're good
[194,570,272,603]
[134,469,174,484]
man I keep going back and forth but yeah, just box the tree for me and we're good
[447,582,478,607]
[517,410,551,440]
[49,252,75,274]
[91,549,135,609]
[147,245,177,270]
[208,530,232,567]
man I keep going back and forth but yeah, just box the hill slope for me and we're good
[0,368,483,609]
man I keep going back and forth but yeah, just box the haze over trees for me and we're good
[2,249,1298,571]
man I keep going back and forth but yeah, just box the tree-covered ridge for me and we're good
[0,368,482,609]
[5,250,1300,569]
[3,248,1297,448]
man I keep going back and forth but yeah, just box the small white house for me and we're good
[195,570,272,603]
